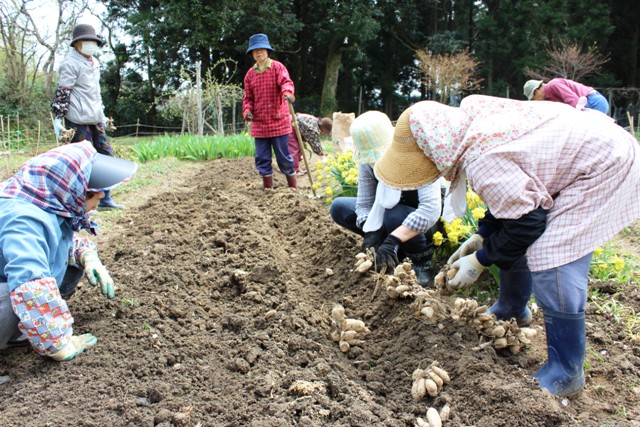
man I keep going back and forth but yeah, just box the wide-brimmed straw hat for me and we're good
[70,24,104,47]
[373,107,440,190]
[350,111,394,165]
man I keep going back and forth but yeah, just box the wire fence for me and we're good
[2,88,639,153]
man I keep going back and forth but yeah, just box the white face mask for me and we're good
[79,41,99,56]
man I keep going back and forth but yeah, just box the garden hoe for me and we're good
[287,98,317,197]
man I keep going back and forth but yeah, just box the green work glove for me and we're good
[81,251,116,299]
[53,118,65,138]
[50,333,98,362]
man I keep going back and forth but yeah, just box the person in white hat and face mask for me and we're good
[51,24,124,209]
[329,111,442,287]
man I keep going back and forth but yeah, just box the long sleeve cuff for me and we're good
[10,278,73,356]
[475,248,492,267]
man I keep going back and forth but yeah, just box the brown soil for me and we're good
[1,157,640,427]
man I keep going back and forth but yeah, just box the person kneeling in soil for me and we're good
[242,33,298,190]
[288,113,332,175]
[329,111,442,287]
[0,141,137,361]
[373,95,640,397]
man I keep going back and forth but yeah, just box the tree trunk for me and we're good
[320,38,342,117]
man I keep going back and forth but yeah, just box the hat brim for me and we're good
[246,44,273,54]
[373,141,440,190]
[71,35,104,47]
[88,154,138,191]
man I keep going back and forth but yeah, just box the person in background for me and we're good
[373,95,640,397]
[242,33,297,190]
[329,111,441,287]
[523,78,609,114]
[0,141,137,362]
[289,114,332,175]
[51,24,124,209]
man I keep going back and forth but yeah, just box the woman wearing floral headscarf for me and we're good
[374,95,640,397]
[0,141,137,362]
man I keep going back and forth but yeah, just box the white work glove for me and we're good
[448,253,486,290]
[50,333,98,361]
[53,118,65,138]
[81,251,116,299]
[576,96,587,111]
[447,233,484,265]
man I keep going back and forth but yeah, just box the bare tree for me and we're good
[15,0,89,92]
[415,49,483,105]
[524,39,609,82]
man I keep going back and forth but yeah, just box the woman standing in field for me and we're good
[51,24,125,209]
[242,33,297,190]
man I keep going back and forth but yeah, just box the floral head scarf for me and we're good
[410,94,567,183]
[0,141,98,234]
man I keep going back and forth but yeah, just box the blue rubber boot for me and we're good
[532,308,586,397]
[488,257,533,326]
[98,189,124,209]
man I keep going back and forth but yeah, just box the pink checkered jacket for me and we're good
[243,59,295,138]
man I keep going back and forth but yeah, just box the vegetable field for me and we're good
[1,156,639,427]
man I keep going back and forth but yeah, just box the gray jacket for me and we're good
[58,50,105,125]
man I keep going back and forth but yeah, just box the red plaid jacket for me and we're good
[243,59,295,138]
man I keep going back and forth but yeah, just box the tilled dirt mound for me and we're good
[1,157,639,427]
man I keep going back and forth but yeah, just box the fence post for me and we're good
[136,118,140,138]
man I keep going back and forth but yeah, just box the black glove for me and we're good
[361,228,385,252]
[376,235,401,273]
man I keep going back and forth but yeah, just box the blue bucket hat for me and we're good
[247,33,273,54]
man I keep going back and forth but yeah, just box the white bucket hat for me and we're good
[350,111,394,165]
[523,80,543,100]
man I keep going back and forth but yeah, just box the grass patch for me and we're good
[131,133,254,162]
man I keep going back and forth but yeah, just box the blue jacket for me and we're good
[0,198,74,292]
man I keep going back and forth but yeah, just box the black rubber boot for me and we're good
[407,247,436,287]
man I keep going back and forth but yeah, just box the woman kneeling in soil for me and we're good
[329,110,442,287]
[373,95,640,397]
[0,141,137,361]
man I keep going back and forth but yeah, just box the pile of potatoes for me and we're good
[385,262,423,299]
[433,266,459,293]
[354,250,375,273]
[451,298,538,354]
[330,304,370,353]
[416,404,451,427]
[411,361,451,401]
[412,289,450,324]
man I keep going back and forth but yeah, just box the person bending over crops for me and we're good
[523,78,609,115]
[51,24,125,209]
[288,113,332,175]
[242,33,297,190]
[373,95,640,397]
[329,111,442,287]
[0,141,137,362]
